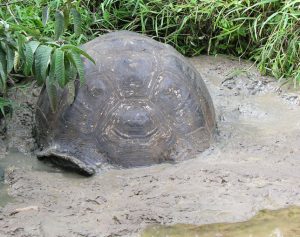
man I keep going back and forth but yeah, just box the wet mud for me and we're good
[1,55,300,236]
[142,206,300,237]
[0,166,10,208]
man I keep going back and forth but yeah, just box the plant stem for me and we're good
[6,3,19,24]
[0,1,25,7]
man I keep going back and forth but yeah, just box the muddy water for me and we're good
[142,206,300,237]
[1,56,300,237]
[0,166,10,207]
[0,150,84,207]
[0,183,10,207]
[0,150,48,207]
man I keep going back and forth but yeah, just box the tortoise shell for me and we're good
[35,31,216,175]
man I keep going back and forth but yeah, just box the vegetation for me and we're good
[0,0,95,112]
[92,0,300,84]
[0,0,300,115]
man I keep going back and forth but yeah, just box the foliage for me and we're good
[0,0,95,112]
[1,0,300,115]
[87,0,300,84]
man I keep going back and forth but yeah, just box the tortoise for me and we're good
[35,31,216,175]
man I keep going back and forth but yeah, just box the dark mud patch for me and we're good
[5,84,40,154]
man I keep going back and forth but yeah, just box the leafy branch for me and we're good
[0,1,94,113]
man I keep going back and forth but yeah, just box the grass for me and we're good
[1,0,300,96]
[0,0,95,44]
[2,0,300,83]
[85,0,300,85]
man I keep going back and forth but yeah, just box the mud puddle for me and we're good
[0,166,10,207]
[0,185,10,207]
[0,150,85,207]
[1,56,300,237]
[142,206,300,237]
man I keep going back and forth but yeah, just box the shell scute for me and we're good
[106,52,159,98]
[152,71,205,135]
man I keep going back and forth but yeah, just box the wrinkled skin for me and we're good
[35,31,216,175]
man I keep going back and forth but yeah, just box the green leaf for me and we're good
[54,49,65,87]
[64,60,77,84]
[0,97,12,117]
[28,41,40,55]
[0,61,7,94]
[49,51,56,81]
[6,45,14,74]
[46,54,58,112]
[61,44,95,64]
[16,33,26,61]
[71,8,82,36]
[0,46,7,75]
[54,11,65,40]
[42,6,50,26]
[34,45,53,85]
[24,41,40,76]
[63,7,70,29]
[67,52,85,85]
[13,51,20,72]
[24,46,33,76]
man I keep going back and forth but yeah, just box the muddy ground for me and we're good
[1,55,300,237]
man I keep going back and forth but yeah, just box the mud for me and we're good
[1,55,300,237]
[142,206,300,237]
[5,83,40,154]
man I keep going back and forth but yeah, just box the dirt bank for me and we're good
[1,55,300,237]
